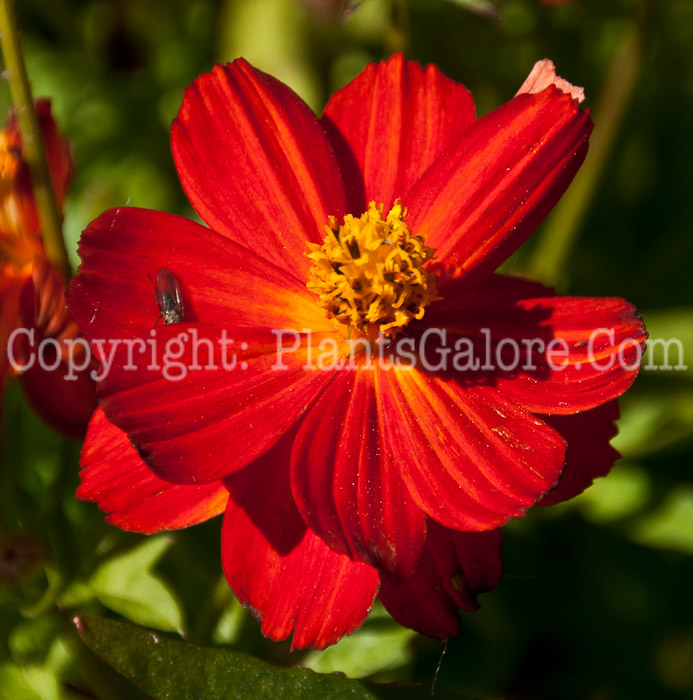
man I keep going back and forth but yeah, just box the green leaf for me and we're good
[89,536,184,635]
[0,662,60,700]
[640,309,692,378]
[571,461,650,524]
[8,617,60,666]
[614,390,693,458]
[630,486,693,555]
[302,603,416,679]
[219,0,321,110]
[74,616,472,700]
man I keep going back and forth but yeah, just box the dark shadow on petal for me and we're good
[224,427,305,556]
[320,114,366,217]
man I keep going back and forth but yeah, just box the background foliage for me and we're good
[1,0,692,698]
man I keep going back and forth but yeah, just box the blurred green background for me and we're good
[1,0,692,698]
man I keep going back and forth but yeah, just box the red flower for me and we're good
[67,55,646,648]
[0,101,95,437]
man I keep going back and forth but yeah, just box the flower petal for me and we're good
[322,53,475,211]
[516,58,585,104]
[171,60,348,279]
[407,83,592,285]
[426,280,646,414]
[35,100,73,212]
[78,408,228,532]
[379,523,502,639]
[67,207,331,344]
[14,259,95,438]
[96,324,335,485]
[538,401,621,506]
[377,366,567,531]
[2,99,71,234]
[223,432,379,650]
[494,297,646,414]
[427,272,553,315]
[0,273,25,381]
[291,368,427,578]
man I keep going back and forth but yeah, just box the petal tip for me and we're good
[516,59,586,105]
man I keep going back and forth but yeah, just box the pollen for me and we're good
[307,200,437,338]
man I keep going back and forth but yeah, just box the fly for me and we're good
[150,267,184,325]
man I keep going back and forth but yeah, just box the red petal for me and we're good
[35,100,73,211]
[377,367,567,531]
[1,273,26,381]
[407,85,592,285]
[538,401,621,506]
[171,60,347,280]
[78,408,228,533]
[13,259,95,438]
[322,53,475,211]
[5,99,71,215]
[379,523,502,639]
[96,324,335,484]
[67,207,330,344]
[291,368,427,578]
[495,297,646,414]
[16,353,95,438]
[424,276,647,414]
[222,432,379,650]
[428,272,553,315]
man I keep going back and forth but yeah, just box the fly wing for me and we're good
[154,267,184,323]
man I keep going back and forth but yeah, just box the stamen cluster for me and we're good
[307,200,437,337]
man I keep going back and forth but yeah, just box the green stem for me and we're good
[0,0,71,280]
[527,24,643,287]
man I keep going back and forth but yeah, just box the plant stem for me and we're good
[0,0,71,280]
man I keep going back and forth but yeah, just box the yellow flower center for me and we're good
[307,200,437,338]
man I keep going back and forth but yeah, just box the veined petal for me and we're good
[79,408,228,533]
[379,523,502,639]
[171,60,348,280]
[96,324,335,484]
[423,276,646,414]
[539,401,621,506]
[291,368,426,579]
[322,53,475,211]
[377,366,566,531]
[407,83,592,286]
[67,207,331,344]
[494,297,646,414]
[223,433,379,650]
